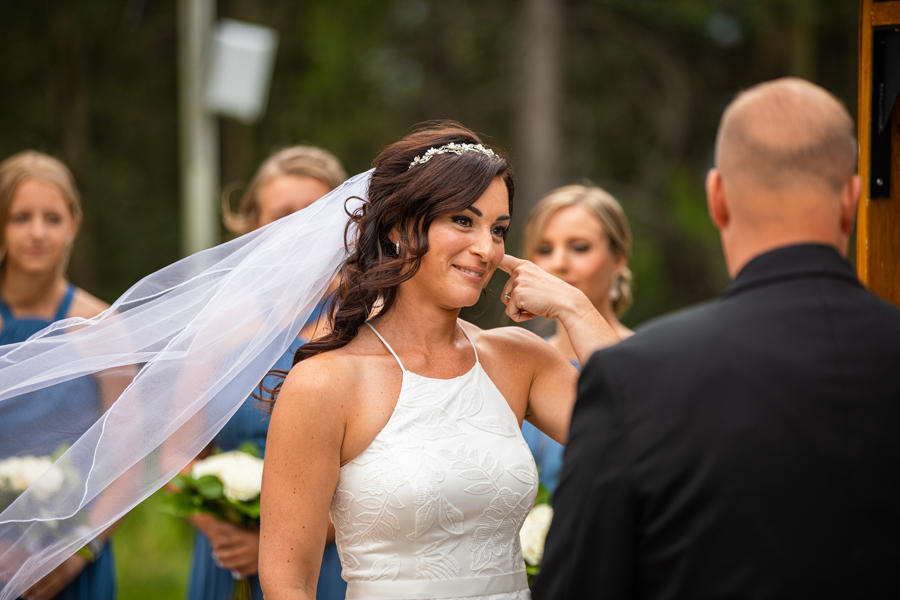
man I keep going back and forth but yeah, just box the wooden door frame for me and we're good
[857,0,900,307]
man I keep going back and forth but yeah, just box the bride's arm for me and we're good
[495,254,623,445]
[499,254,620,366]
[501,328,582,446]
[259,355,349,600]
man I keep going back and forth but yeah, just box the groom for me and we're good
[534,78,900,600]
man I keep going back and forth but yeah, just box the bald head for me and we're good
[707,78,861,277]
[715,78,857,194]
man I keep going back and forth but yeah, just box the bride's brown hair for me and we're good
[261,122,513,406]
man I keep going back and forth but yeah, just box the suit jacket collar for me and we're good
[724,243,861,298]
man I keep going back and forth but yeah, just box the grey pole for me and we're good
[515,0,563,222]
[178,0,219,256]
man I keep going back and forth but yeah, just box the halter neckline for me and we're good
[365,320,479,377]
[0,283,75,324]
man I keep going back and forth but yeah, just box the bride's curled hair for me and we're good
[262,122,513,405]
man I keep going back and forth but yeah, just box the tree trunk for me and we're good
[514,0,563,228]
[789,0,817,81]
[50,2,96,290]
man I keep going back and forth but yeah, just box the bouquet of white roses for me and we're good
[162,444,263,600]
[0,455,65,511]
[0,450,105,564]
[520,482,553,586]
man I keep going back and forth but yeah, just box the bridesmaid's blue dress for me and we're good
[187,320,347,600]
[0,284,117,600]
[520,353,580,494]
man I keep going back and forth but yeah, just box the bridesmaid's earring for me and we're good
[609,274,621,302]
[395,240,401,255]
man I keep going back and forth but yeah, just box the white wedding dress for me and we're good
[330,322,539,600]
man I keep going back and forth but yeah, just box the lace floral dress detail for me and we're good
[331,322,538,600]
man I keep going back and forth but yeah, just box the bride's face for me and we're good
[403,176,510,310]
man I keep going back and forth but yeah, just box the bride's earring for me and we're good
[394,240,401,255]
[609,274,621,302]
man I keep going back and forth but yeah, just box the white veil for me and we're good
[0,169,372,599]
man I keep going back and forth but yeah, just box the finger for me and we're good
[232,564,258,578]
[505,295,525,322]
[240,565,260,577]
[215,545,248,562]
[220,552,256,572]
[497,254,526,274]
[500,278,515,305]
[507,306,535,323]
[213,538,244,553]
[215,522,240,539]
[218,553,243,570]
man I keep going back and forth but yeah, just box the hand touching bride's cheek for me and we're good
[401,176,510,310]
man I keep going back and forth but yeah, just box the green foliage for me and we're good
[50,444,69,462]
[0,488,16,513]
[162,471,261,529]
[533,481,552,507]
[113,489,193,600]
[196,475,225,500]
[236,441,262,458]
[0,0,858,316]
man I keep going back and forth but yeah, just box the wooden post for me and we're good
[858,0,900,306]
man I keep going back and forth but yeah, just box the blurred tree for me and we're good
[0,0,859,321]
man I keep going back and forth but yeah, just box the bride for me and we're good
[258,123,619,600]
[0,122,616,600]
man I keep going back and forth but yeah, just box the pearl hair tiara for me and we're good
[408,142,498,170]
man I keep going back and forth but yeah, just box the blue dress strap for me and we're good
[53,283,76,321]
[0,294,14,323]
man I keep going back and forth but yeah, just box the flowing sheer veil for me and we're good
[0,169,372,599]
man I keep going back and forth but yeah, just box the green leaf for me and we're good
[51,444,70,462]
[195,475,224,500]
[158,492,201,517]
[230,500,261,519]
[168,474,193,492]
[236,441,261,458]
[0,489,19,513]
[534,481,552,506]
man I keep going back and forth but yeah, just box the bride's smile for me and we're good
[404,176,510,310]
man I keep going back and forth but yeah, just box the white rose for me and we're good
[192,451,263,502]
[191,453,227,480]
[519,504,553,566]
[0,455,62,498]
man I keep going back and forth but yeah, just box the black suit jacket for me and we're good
[534,244,900,600]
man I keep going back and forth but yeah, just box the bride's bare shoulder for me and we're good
[463,320,552,355]
[275,327,394,410]
[461,321,565,378]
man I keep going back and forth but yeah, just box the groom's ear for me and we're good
[706,168,730,230]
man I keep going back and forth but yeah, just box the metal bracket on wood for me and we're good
[870,26,900,198]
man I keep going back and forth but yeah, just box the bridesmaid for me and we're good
[520,184,634,492]
[0,151,115,600]
[186,146,348,600]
